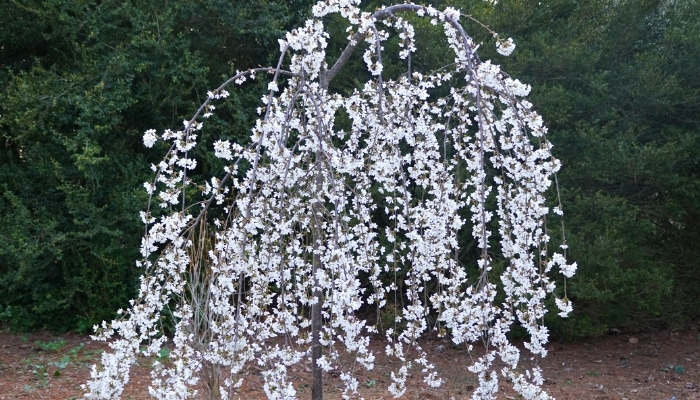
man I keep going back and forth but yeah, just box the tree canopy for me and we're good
[82,1,578,399]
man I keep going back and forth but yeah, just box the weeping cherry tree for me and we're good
[84,0,576,399]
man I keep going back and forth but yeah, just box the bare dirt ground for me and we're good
[1,326,699,400]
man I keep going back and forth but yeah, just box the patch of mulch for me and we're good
[1,326,699,399]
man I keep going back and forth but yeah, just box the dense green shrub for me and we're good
[480,0,700,337]
[0,0,313,331]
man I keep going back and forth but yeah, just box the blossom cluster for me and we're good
[84,1,574,399]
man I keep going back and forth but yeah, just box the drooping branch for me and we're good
[325,4,423,85]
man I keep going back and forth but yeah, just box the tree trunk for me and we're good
[311,151,323,400]
[311,251,323,400]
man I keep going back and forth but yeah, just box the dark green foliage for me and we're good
[471,0,700,337]
[0,0,312,331]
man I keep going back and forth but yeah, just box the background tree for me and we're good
[475,0,700,336]
[0,0,313,331]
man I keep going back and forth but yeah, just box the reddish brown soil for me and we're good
[1,327,699,399]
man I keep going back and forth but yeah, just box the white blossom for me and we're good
[555,297,573,318]
[496,37,516,56]
[143,129,158,148]
[213,140,234,160]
